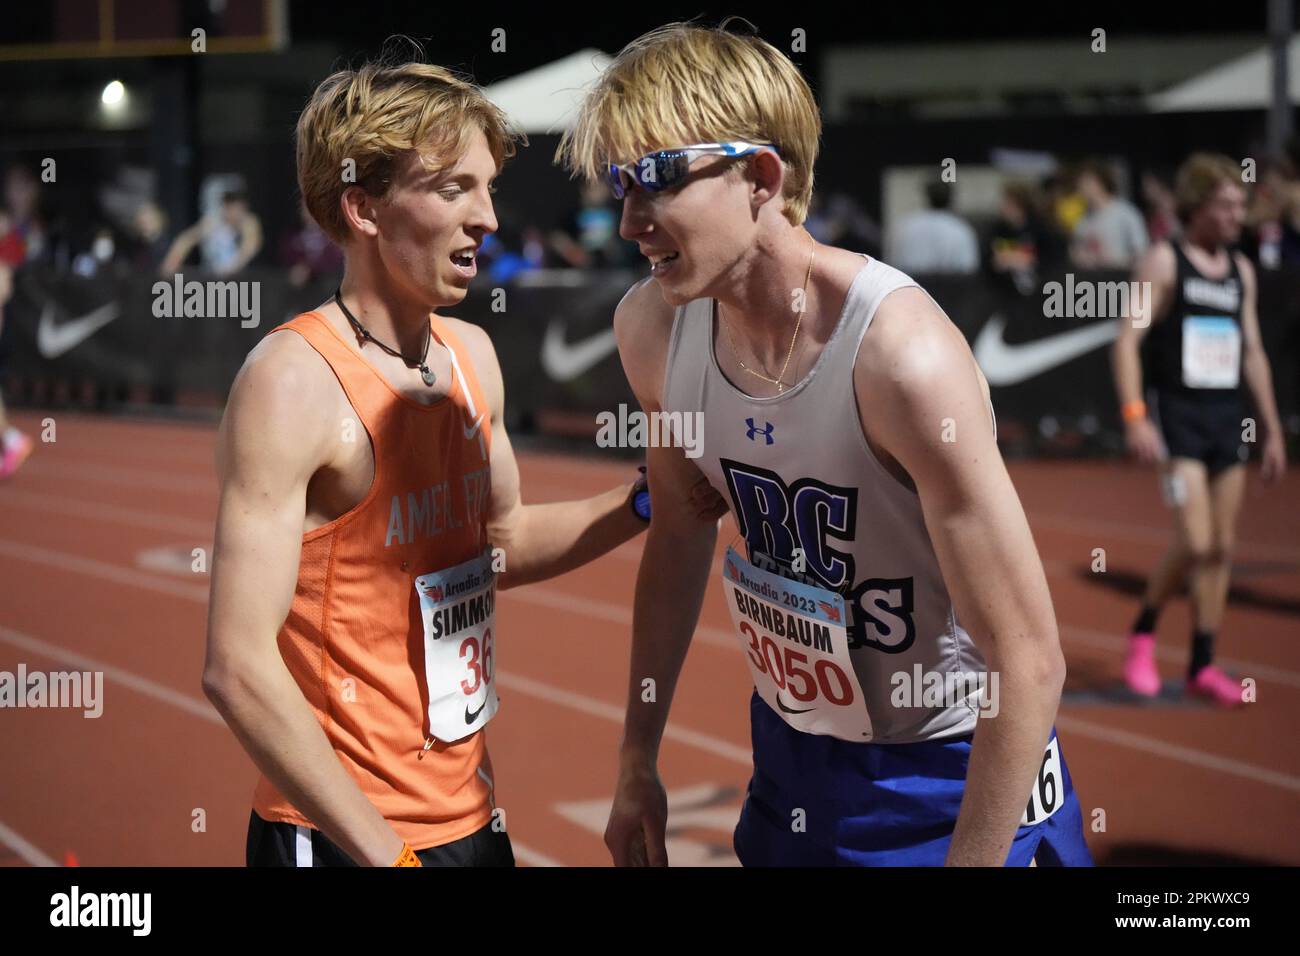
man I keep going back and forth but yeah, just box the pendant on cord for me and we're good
[420,365,436,387]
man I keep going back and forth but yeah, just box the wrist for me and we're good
[1120,399,1147,424]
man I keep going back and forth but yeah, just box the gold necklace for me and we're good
[720,234,815,393]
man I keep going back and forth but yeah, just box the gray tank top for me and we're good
[662,255,988,743]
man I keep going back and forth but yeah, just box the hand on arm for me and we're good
[860,289,1066,866]
[202,336,407,866]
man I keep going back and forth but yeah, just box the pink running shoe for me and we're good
[1188,665,1247,708]
[1124,633,1162,697]
[0,431,33,479]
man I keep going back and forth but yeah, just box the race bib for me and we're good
[414,550,498,744]
[722,547,872,741]
[1020,735,1064,826]
[1182,315,1241,389]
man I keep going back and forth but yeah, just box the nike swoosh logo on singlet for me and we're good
[971,313,1119,386]
[540,321,619,382]
[463,414,485,441]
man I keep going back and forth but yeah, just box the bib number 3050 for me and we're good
[1020,735,1064,826]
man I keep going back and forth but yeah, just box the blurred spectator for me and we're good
[70,224,116,278]
[1070,159,1148,269]
[1140,170,1181,245]
[987,180,1064,295]
[1241,156,1300,271]
[888,179,979,274]
[280,200,343,288]
[1044,169,1087,239]
[549,179,636,268]
[120,200,170,272]
[806,192,881,257]
[3,165,46,264]
[160,189,263,276]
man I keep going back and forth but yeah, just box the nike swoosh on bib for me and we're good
[972,313,1119,386]
[775,692,815,716]
[36,301,121,359]
[464,700,487,724]
[541,321,618,382]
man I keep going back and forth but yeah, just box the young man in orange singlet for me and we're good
[203,59,716,867]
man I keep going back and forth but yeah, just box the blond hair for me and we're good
[296,57,523,243]
[1174,153,1242,222]
[557,22,821,225]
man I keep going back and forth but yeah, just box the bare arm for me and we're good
[859,288,1066,867]
[1112,242,1175,465]
[447,319,647,590]
[603,280,721,866]
[202,334,406,866]
[159,222,203,275]
[1235,254,1287,482]
[220,213,264,276]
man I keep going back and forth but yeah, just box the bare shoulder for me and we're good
[1137,240,1177,284]
[219,328,338,480]
[440,316,503,410]
[613,276,677,405]
[1233,250,1256,292]
[857,285,974,393]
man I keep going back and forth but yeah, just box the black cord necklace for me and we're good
[333,288,436,387]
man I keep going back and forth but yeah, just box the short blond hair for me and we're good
[1174,153,1242,222]
[557,22,821,225]
[297,58,523,243]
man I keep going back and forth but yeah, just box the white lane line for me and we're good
[5,539,1300,797]
[0,818,58,867]
[17,460,214,495]
[508,841,563,868]
[0,490,212,537]
[0,539,211,602]
[0,625,221,723]
[495,671,751,765]
[1056,715,1300,794]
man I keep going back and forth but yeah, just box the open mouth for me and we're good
[649,251,679,276]
[450,248,477,278]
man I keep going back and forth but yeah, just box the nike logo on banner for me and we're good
[36,301,121,359]
[972,314,1119,386]
[465,699,487,724]
[775,692,815,715]
[541,321,618,382]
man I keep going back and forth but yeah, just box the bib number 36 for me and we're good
[1020,736,1063,826]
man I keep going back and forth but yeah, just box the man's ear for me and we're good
[747,149,786,212]
[340,185,379,240]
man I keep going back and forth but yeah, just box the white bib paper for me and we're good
[414,550,498,743]
[1182,315,1241,389]
[722,547,872,741]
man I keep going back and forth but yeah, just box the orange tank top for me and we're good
[251,310,497,851]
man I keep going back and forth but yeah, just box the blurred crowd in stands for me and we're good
[4,147,1300,292]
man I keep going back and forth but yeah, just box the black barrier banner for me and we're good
[3,264,1297,455]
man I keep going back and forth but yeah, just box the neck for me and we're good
[715,225,818,359]
[337,259,436,358]
[1184,227,1223,257]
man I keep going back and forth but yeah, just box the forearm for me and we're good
[620,520,716,764]
[1111,339,1145,407]
[1243,351,1282,433]
[204,652,403,866]
[947,643,1065,866]
[494,482,643,589]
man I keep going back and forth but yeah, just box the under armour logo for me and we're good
[745,418,774,444]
